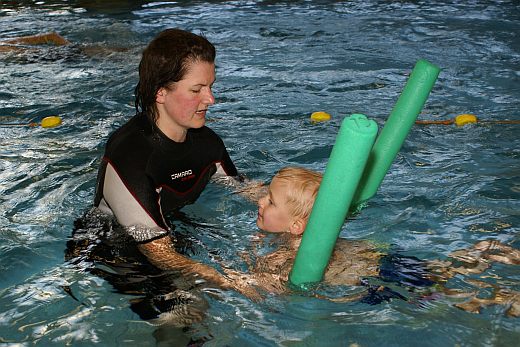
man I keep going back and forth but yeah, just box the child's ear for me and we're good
[289,218,306,236]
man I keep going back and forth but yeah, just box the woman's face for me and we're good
[155,60,216,142]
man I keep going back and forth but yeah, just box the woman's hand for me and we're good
[222,268,263,301]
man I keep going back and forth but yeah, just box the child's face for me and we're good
[256,177,294,233]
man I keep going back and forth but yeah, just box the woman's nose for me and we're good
[204,88,215,105]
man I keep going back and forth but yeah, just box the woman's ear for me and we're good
[288,218,306,236]
[156,88,167,104]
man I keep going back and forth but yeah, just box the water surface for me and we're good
[1,1,519,346]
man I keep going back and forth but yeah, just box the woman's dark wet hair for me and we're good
[134,28,216,125]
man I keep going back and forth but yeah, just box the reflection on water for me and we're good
[1,0,519,346]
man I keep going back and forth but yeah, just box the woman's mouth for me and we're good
[195,109,207,116]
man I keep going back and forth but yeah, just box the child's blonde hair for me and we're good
[273,166,322,221]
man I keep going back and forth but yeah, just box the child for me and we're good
[243,166,520,316]
[250,167,381,287]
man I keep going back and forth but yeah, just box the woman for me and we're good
[93,28,253,294]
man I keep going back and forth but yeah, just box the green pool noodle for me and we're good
[289,114,378,286]
[353,59,440,205]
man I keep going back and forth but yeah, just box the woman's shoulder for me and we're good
[189,125,224,143]
[105,114,153,156]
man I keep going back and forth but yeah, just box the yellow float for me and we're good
[40,116,62,128]
[310,111,331,123]
[0,115,62,128]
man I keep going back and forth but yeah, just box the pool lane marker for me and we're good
[290,59,440,287]
[311,112,520,127]
[415,113,520,126]
[0,115,62,128]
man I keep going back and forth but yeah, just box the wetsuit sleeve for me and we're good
[96,158,168,242]
[219,145,238,176]
[212,133,238,178]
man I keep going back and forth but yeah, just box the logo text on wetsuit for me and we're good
[171,169,193,181]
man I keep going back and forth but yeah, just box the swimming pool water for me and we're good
[1,1,519,346]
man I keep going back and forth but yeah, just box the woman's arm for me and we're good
[139,236,262,300]
[139,236,232,286]
[212,164,267,202]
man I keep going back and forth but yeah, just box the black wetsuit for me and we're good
[94,112,238,242]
